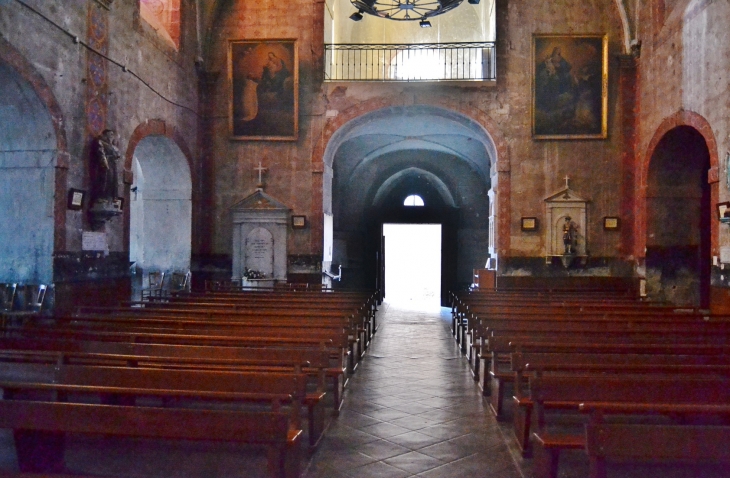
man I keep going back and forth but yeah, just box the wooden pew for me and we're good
[52,314,358,378]
[527,374,730,478]
[509,351,730,454]
[459,303,711,354]
[581,403,730,478]
[479,323,730,414]
[0,341,333,447]
[0,363,308,431]
[454,300,700,357]
[5,325,347,400]
[468,308,730,372]
[0,330,347,415]
[71,307,367,366]
[85,288,377,346]
[0,400,300,478]
[0,360,322,451]
[141,295,378,346]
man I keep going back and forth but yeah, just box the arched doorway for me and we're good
[323,106,495,305]
[0,61,57,284]
[645,126,711,307]
[129,135,192,295]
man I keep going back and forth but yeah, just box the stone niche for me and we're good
[230,190,290,282]
[544,184,588,265]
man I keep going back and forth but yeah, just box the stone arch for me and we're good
[0,36,69,254]
[640,111,717,306]
[637,110,719,261]
[124,119,196,252]
[140,0,181,49]
[125,121,194,290]
[0,38,69,284]
[311,96,511,256]
[613,0,633,53]
[316,99,506,297]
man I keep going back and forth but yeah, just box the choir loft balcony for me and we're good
[324,42,496,82]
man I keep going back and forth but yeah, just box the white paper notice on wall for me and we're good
[721,247,730,264]
[82,231,109,254]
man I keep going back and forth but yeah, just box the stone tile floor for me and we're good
[303,302,527,478]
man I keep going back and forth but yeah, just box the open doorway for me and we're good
[383,223,441,309]
[129,135,192,299]
[645,125,710,307]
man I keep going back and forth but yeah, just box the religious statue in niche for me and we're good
[544,176,588,267]
[88,129,122,228]
[562,216,576,254]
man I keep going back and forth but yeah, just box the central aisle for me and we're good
[304,303,525,478]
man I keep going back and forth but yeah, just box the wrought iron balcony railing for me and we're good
[324,42,496,82]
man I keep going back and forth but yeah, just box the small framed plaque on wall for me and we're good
[68,189,86,210]
[603,216,620,230]
[521,217,538,231]
[291,215,306,229]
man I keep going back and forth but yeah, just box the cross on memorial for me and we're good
[255,162,268,189]
[562,175,572,199]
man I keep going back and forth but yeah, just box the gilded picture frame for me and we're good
[291,215,307,229]
[521,217,538,231]
[229,39,299,141]
[532,34,608,139]
[603,216,620,230]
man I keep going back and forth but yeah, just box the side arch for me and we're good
[0,36,69,254]
[637,110,719,262]
[124,119,196,253]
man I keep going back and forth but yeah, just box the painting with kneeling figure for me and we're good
[229,39,298,141]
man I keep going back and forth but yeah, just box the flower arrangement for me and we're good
[243,268,267,280]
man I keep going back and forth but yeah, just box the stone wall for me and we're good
[11,0,728,301]
[0,0,200,307]
[634,0,730,306]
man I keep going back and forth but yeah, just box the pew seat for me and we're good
[528,375,730,478]
[0,400,300,478]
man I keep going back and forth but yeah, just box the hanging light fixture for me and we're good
[350,0,464,21]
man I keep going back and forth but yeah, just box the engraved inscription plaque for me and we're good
[244,227,274,276]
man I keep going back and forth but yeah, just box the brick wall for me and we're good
[205,0,629,273]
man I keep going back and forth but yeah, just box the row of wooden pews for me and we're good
[0,286,378,477]
[450,287,730,478]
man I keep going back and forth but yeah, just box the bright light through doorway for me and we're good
[383,224,441,310]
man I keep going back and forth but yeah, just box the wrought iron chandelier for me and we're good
[349,0,465,23]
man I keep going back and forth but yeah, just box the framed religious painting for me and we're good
[532,34,608,139]
[229,39,299,141]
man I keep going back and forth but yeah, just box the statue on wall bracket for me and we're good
[88,129,123,229]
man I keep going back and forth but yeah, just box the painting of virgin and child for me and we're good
[532,35,608,139]
[229,40,298,140]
